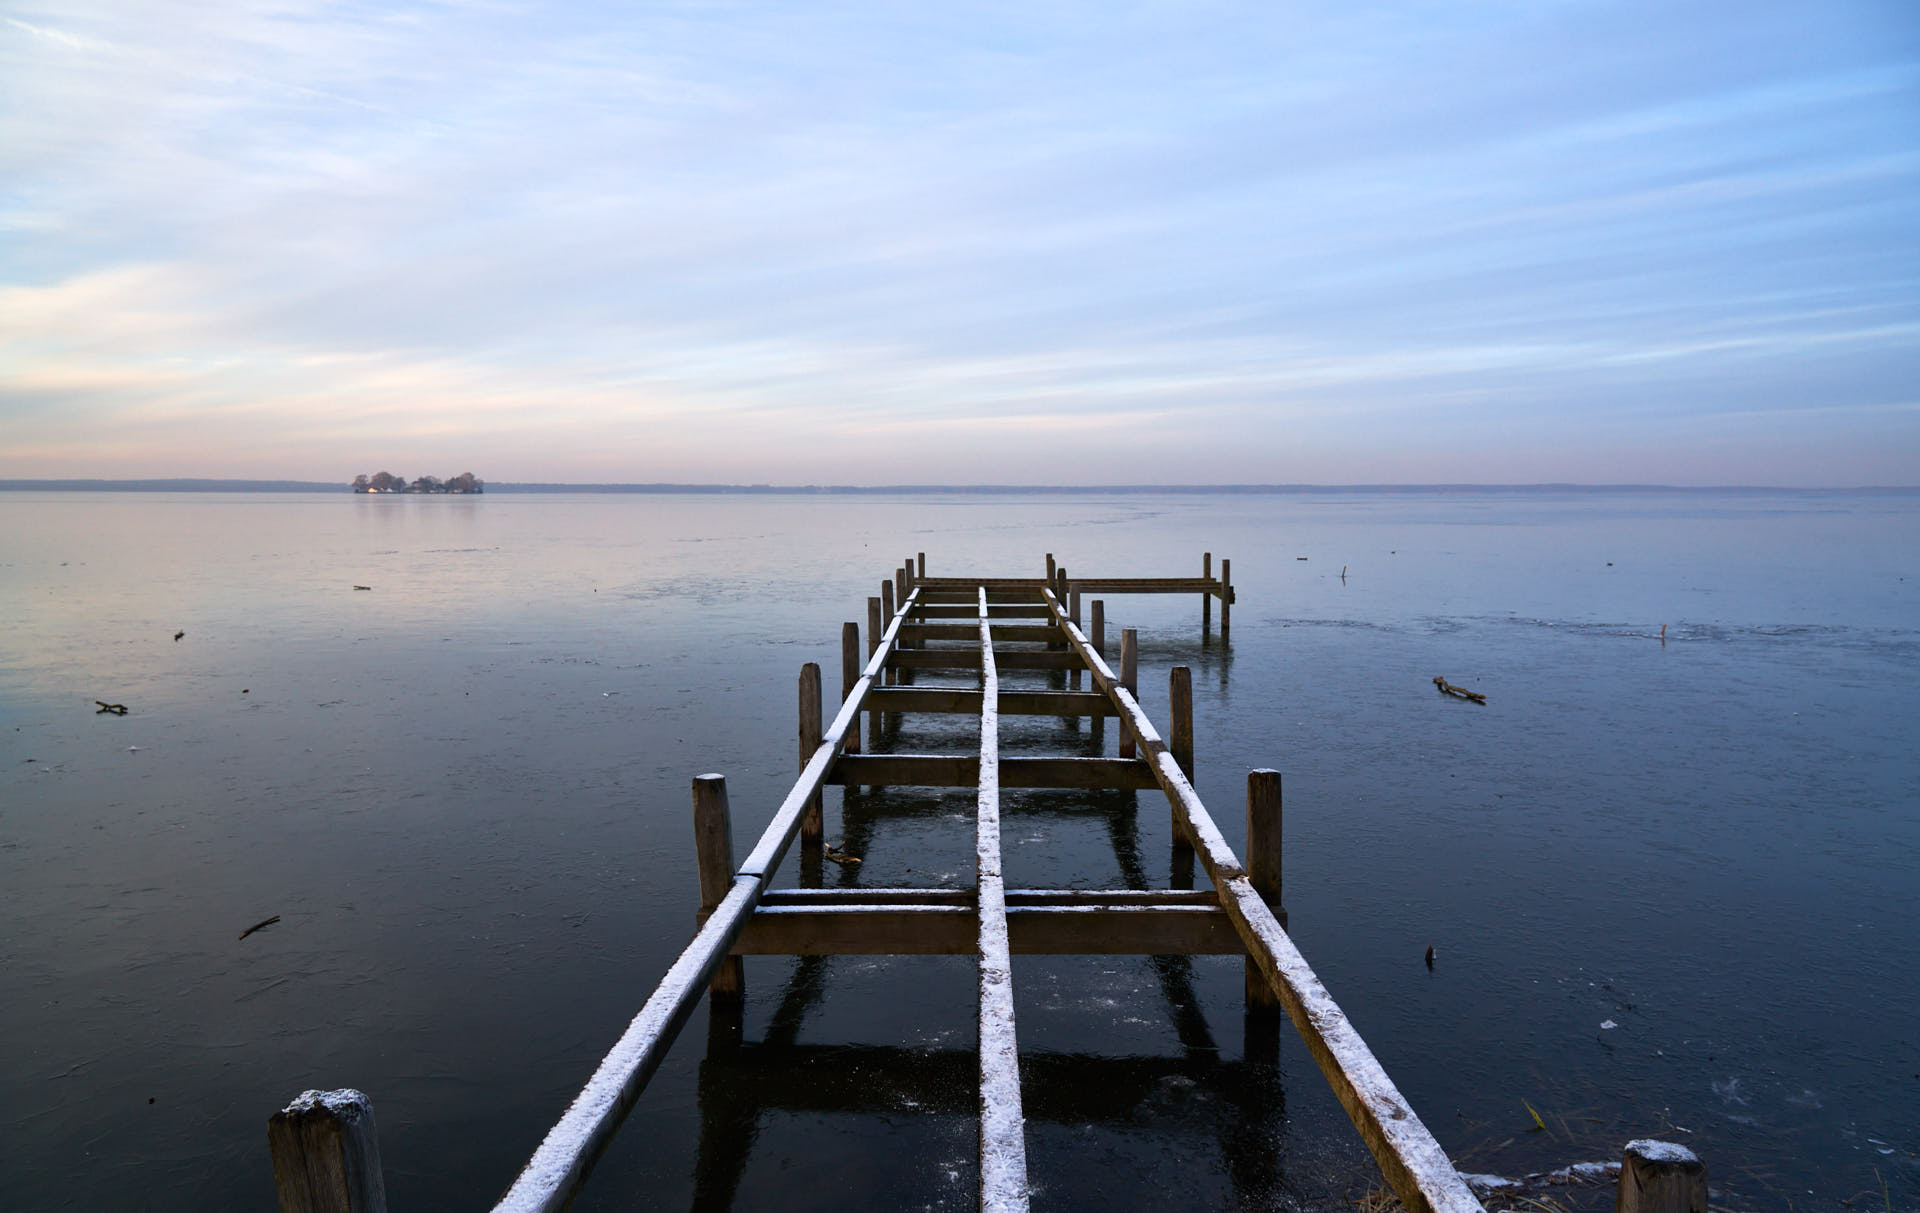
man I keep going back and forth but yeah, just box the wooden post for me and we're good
[892,567,905,621]
[1220,557,1232,644]
[799,664,823,845]
[880,581,896,687]
[269,1089,387,1213]
[867,597,884,739]
[842,621,862,755]
[917,551,926,578]
[1091,600,1105,657]
[1119,628,1138,759]
[1169,667,1194,778]
[1170,665,1195,853]
[1617,1140,1707,1213]
[1069,589,1083,690]
[1245,769,1283,1013]
[692,774,743,1001]
[1045,552,1056,583]
[1203,552,1212,634]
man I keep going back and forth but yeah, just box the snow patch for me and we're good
[1626,1139,1700,1166]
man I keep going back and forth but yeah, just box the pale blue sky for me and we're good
[2,1,1916,484]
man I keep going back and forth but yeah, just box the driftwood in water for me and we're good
[94,701,128,715]
[1431,676,1486,704]
[239,915,281,941]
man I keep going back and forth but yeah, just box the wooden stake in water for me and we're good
[1203,552,1212,634]
[867,597,884,738]
[880,581,896,688]
[269,1088,388,1213]
[1170,666,1194,848]
[1245,769,1283,1013]
[1119,629,1138,759]
[842,622,862,756]
[1617,1140,1707,1213]
[1220,558,1232,644]
[799,664,823,844]
[693,774,743,1002]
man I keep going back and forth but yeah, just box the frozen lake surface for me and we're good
[1,488,1915,1210]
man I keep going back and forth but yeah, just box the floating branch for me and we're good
[1431,677,1486,704]
[239,915,281,941]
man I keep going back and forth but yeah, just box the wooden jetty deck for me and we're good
[267,553,1489,1213]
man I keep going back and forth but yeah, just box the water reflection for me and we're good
[691,976,1289,1212]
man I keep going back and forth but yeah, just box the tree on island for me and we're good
[350,470,482,493]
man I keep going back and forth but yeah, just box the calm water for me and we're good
[1,490,1915,1211]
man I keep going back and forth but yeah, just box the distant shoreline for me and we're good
[0,478,1915,495]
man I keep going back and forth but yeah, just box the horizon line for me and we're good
[2,478,1916,494]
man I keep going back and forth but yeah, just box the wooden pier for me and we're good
[269,553,1493,1213]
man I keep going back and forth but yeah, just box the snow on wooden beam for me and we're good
[974,587,1031,1212]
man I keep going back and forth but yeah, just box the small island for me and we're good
[351,471,484,494]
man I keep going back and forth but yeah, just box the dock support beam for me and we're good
[1203,552,1212,634]
[880,581,896,687]
[1245,770,1283,1013]
[1617,1140,1707,1213]
[866,598,884,739]
[1118,629,1138,759]
[1170,667,1194,848]
[1220,558,1232,644]
[693,775,744,1002]
[799,665,823,846]
[842,623,862,756]
[269,1089,388,1213]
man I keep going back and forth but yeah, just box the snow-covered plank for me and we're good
[492,878,760,1213]
[975,587,1030,1212]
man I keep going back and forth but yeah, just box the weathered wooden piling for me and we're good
[842,621,862,754]
[1118,628,1138,759]
[880,581,896,687]
[1617,1140,1706,1213]
[866,597,884,739]
[693,774,744,1002]
[1245,769,1283,1012]
[1220,557,1232,644]
[269,1088,387,1213]
[1170,666,1194,848]
[799,664,823,844]
[1203,552,1212,633]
